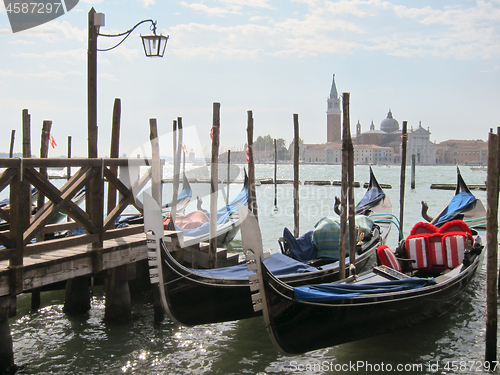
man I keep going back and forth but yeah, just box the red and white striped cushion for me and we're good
[405,236,428,270]
[443,233,466,268]
[377,245,402,272]
[428,233,445,270]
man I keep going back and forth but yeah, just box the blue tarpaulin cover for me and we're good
[195,252,318,279]
[355,186,385,215]
[432,192,477,227]
[177,188,248,237]
[282,228,317,262]
[293,277,437,302]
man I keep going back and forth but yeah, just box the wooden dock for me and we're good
[0,157,238,319]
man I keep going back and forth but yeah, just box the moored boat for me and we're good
[248,192,485,355]
[144,169,394,326]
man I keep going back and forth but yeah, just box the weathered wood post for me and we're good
[411,154,416,190]
[9,130,15,158]
[32,120,52,310]
[0,111,31,374]
[293,114,299,237]
[9,109,31,296]
[0,317,16,374]
[171,117,183,224]
[247,110,258,219]
[339,96,349,280]
[345,93,356,272]
[399,121,408,232]
[274,138,278,208]
[485,129,499,363]
[226,150,231,205]
[104,99,133,323]
[66,136,72,180]
[209,103,221,269]
[107,98,121,215]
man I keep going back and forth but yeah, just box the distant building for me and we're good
[354,110,437,165]
[301,143,393,165]
[326,74,342,143]
[436,140,488,165]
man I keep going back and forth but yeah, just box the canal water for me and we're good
[8,164,497,374]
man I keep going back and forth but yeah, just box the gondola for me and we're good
[172,171,248,248]
[117,173,193,226]
[248,203,485,355]
[144,169,394,326]
[422,167,486,229]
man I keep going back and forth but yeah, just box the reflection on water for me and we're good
[8,165,498,374]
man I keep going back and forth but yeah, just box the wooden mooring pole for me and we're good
[66,136,72,180]
[226,150,231,205]
[399,121,408,232]
[345,93,356,273]
[485,128,499,363]
[293,114,299,238]
[32,120,52,310]
[247,110,258,220]
[274,138,277,208]
[107,98,121,215]
[339,94,349,280]
[411,154,416,190]
[209,103,220,269]
[171,117,183,225]
[9,130,15,158]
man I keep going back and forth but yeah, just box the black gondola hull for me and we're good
[261,252,482,355]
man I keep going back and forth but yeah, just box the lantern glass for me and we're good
[141,34,169,57]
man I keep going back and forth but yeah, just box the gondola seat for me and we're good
[377,245,402,272]
[442,232,469,268]
[409,221,438,236]
[405,235,429,270]
[404,220,472,272]
[439,219,472,237]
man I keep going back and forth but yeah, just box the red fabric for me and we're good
[442,232,468,268]
[439,220,472,237]
[163,211,210,230]
[410,222,438,236]
[427,233,446,271]
[405,235,429,270]
[377,245,402,272]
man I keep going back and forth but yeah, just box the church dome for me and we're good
[380,110,399,132]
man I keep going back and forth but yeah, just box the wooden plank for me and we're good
[23,234,99,256]
[103,225,145,240]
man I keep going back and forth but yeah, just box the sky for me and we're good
[1,0,499,159]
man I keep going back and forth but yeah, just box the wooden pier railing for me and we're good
[0,158,157,295]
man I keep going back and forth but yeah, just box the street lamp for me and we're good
[87,7,169,158]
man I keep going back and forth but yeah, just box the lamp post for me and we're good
[87,7,168,158]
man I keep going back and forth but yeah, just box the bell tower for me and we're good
[327,74,341,143]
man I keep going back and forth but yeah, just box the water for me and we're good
[8,164,497,374]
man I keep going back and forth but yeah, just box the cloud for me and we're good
[16,20,86,42]
[12,49,86,63]
[139,0,156,7]
[169,0,500,60]
[179,2,242,17]
[0,68,83,80]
